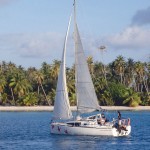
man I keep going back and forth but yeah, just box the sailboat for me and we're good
[50,0,131,137]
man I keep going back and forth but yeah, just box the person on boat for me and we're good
[117,111,128,132]
[101,113,105,119]
[117,111,122,133]
[102,113,109,123]
[117,111,122,124]
[97,113,106,125]
[117,111,121,120]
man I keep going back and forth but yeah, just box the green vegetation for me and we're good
[0,56,149,107]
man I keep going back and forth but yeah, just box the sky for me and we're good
[0,0,150,69]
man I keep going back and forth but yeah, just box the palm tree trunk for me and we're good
[40,83,51,105]
[103,65,108,85]
[120,73,123,84]
[10,87,15,105]
[144,81,149,93]
[38,85,40,95]
[140,84,143,92]
[139,74,143,92]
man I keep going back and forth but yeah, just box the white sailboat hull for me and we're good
[50,122,131,137]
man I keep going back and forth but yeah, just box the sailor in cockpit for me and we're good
[97,113,106,125]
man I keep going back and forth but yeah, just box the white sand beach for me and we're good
[0,106,150,112]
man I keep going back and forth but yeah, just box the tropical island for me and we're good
[0,55,149,109]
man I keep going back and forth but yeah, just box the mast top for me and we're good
[73,0,76,6]
[73,0,76,26]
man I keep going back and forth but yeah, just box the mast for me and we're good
[74,0,76,26]
[74,0,79,115]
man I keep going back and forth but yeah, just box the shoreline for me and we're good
[0,106,150,112]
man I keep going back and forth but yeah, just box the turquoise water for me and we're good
[0,111,150,150]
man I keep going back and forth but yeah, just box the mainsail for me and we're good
[53,14,72,120]
[73,0,100,114]
[74,23,100,113]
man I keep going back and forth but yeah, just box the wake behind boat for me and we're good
[50,0,131,137]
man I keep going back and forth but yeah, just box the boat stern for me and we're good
[112,125,131,137]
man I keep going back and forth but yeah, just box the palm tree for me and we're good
[113,55,126,84]
[143,63,149,94]
[50,60,61,80]
[87,56,94,76]
[123,89,141,107]
[0,61,7,73]
[141,93,150,106]
[0,74,7,105]
[66,66,76,105]
[93,61,104,77]
[108,82,129,106]
[6,62,18,102]
[18,65,24,71]
[23,92,38,106]
[47,89,56,105]
[134,61,145,92]
[26,67,37,83]
[7,69,18,102]
[100,90,114,106]
[125,58,135,87]
[33,71,50,105]
[94,77,107,92]
[9,73,32,104]
[0,74,6,93]
[41,62,51,79]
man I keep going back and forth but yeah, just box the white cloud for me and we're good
[0,32,64,58]
[0,32,73,68]
[78,26,150,64]
[104,26,150,50]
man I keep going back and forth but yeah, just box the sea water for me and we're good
[0,111,150,150]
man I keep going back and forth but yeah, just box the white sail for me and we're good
[74,23,100,113]
[53,14,72,120]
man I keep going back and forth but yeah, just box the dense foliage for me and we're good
[0,56,149,106]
